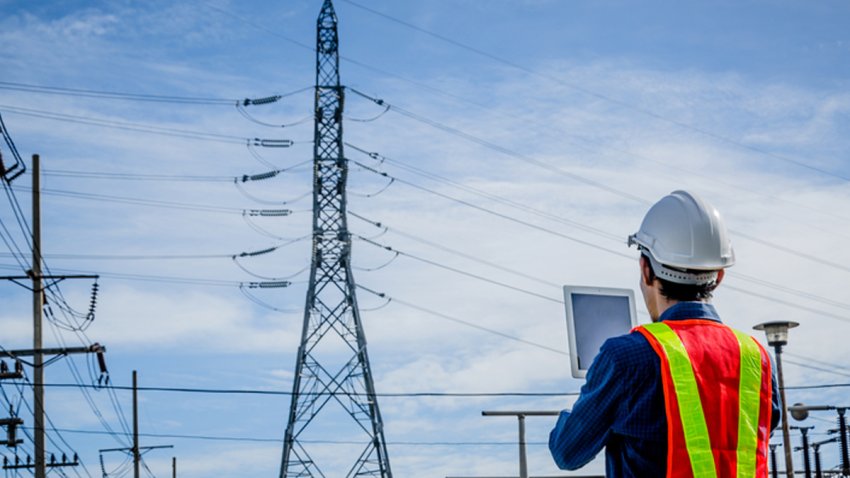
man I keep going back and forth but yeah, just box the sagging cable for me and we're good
[237,103,312,128]
[238,284,297,313]
[345,103,390,123]
[235,180,311,205]
[353,250,400,272]
[349,177,394,198]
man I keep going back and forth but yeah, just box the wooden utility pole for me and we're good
[32,154,45,478]
[133,370,140,478]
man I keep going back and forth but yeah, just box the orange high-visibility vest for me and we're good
[636,320,773,478]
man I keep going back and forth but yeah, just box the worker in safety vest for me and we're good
[549,190,781,477]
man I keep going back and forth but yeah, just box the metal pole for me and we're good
[812,444,822,478]
[172,456,176,478]
[839,408,849,476]
[775,344,795,478]
[32,154,45,478]
[133,370,140,478]
[800,427,812,478]
[770,444,779,478]
[517,415,527,478]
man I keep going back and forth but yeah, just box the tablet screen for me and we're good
[563,286,637,378]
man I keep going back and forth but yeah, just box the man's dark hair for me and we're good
[642,254,718,302]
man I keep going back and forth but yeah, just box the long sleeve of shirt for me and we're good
[549,337,628,470]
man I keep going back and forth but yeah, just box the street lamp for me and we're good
[789,403,850,476]
[754,320,799,478]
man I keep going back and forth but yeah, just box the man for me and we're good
[549,190,780,477]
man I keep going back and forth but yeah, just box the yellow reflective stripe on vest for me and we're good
[643,322,717,478]
[733,330,763,478]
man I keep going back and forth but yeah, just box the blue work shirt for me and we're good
[549,302,781,477]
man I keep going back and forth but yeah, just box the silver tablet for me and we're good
[563,285,638,379]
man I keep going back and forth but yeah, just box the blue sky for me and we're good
[1,0,849,477]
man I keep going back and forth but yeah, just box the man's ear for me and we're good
[715,268,725,286]
[640,256,653,287]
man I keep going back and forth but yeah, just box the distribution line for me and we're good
[349,87,650,206]
[339,0,850,183]
[348,151,850,317]
[206,0,850,235]
[0,80,235,104]
[349,210,560,288]
[346,91,850,277]
[11,185,298,216]
[0,80,312,106]
[356,284,568,356]
[346,143,623,243]
[350,158,635,261]
[36,427,549,447]
[0,104,298,145]
[356,235,563,304]
[41,382,576,397]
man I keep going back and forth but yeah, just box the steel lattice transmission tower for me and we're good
[279,1,392,477]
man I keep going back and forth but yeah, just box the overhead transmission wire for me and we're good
[0,104,299,146]
[339,0,850,184]
[355,235,562,304]
[347,147,850,315]
[11,184,300,216]
[348,154,850,323]
[204,0,850,233]
[346,89,850,278]
[347,176,850,376]
[0,80,313,113]
[350,218,849,376]
[43,427,554,448]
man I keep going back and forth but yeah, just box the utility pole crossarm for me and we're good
[1,344,105,358]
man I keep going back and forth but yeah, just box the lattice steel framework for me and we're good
[279,1,392,477]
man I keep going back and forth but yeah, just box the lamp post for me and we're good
[754,320,799,478]
[789,403,850,476]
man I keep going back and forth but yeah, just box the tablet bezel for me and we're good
[563,285,638,379]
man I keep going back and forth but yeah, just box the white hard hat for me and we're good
[627,190,734,285]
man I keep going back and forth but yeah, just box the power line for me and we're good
[0,264,293,288]
[339,0,850,184]
[356,284,569,356]
[355,235,562,304]
[33,427,549,447]
[12,185,297,215]
[40,169,234,182]
[348,151,850,321]
[0,104,299,146]
[346,92,850,277]
[0,81,313,107]
[40,383,575,397]
[349,211,560,288]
